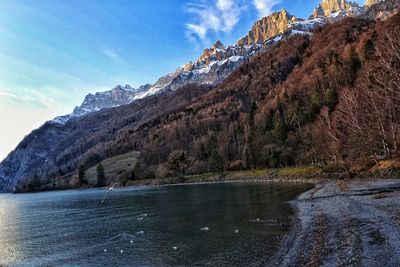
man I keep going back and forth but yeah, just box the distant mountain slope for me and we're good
[53,84,151,124]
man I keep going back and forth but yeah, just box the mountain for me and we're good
[53,84,151,124]
[1,0,399,192]
[52,9,325,125]
[50,0,399,126]
[237,9,299,46]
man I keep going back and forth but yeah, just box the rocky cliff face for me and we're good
[363,0,400,20]
[312,0,363,18]
[53,84,151,124]
[365,0,385,7]
[0,123,73,191]
[237,9,298,46]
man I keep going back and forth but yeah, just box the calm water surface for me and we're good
[0,182,312,266]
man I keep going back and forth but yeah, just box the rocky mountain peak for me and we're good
[312,0,360,18]
[198,40,227,65]
[237,9,297,46]
[212,40,224,49]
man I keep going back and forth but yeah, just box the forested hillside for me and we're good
[2,11,399,191]
[128,14,399,175]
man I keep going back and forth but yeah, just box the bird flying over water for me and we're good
[101,178,128,204]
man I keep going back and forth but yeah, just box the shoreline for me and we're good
[7,174,400,265]
[273,178,400,266]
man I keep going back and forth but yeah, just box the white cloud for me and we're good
[24,89,59,109]
[184,0,281,43]
[253,0,281,18]
[102,49,119,60]
[0,90,17,99]
[0,88,59,110]
[184,0,243,43]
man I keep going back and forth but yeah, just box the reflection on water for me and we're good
[0,197,23,264]
[0,182,312,266]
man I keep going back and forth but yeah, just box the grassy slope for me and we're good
[124,167,323,186]
[86,151,140,184]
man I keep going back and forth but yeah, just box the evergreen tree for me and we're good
[167,150,191,178]
[242,145,250,170]
[265,109,275,131]
[78,165,87,186]
[247,101,258,169]
[273,116,288,145]
[29,173,41,191]
[248,101,257,128]
[96,163,106,187]
[308,93,321,122]
[271,149,281,168]
[131,162,141,181]
[324,88,339,112]
[363,39,375,61]
[208,149,224,173]
[348,48,361,85]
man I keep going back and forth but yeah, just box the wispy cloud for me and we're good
[0,88,59,110]
[23,89,59,109]
[184,0,244,43]
[185,0,281,44]
[0,90,17,100]
[102,49,119,60]
[253,0,281,18]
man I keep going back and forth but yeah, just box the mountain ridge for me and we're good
[51,4,345,125]
[53,0,396,127]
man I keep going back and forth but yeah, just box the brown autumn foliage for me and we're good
[10,13,400,184]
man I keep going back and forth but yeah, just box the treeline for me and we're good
[17,162,119,192]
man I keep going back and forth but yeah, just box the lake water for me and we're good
[0,182,312,266]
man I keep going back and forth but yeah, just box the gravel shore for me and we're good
[273,179,400,267]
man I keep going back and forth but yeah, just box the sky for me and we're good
[0,0,365,161]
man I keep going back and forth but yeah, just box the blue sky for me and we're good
[0,0,364,160]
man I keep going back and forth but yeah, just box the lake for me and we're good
[0,182,312,266]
